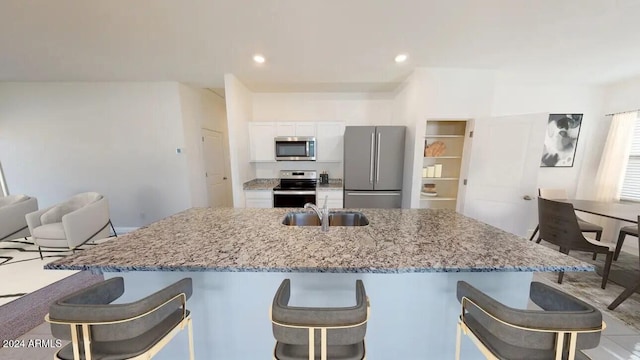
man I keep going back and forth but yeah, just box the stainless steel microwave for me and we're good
[274,136,316,161]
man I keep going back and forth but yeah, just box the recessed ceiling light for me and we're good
[395,54,408,63]
[253,54,266,64]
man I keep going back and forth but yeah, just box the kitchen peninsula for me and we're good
[47,208,592,360]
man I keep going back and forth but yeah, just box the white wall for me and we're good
[490,75,606,199]
[0,82,191,227]
[392,72,421,208]
[603,75,640,115]
[413,68,496,119]
[224,74,255,207]
[178,84,232,208]
[178,84,208,208]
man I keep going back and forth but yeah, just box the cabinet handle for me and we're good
[376,132,381,183]
[369,133,375,184]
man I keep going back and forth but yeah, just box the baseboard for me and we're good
[113,227,139,235]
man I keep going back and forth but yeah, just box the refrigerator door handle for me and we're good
[376,132,381,183]
[369,132,375,184]
[346,192,401,196]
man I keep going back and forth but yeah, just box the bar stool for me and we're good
[456,281,605,360]
[46,277,194,360]
[270,279,369,360]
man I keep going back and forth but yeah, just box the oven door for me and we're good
[273,191,317,208]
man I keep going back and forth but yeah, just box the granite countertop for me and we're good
[243,178,343,190]
[47,208,592,274]
[242,178,280,190]
[317,179,342,190]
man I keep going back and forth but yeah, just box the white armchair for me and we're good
[0,195,39,242]
[26,192,116,259]
[0,195,38,264]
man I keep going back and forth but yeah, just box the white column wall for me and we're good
[224,74,255,207]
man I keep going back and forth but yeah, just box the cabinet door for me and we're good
[316,122,345,162]
[245,190,273,208]
[249,122,276,161]
[317,190,343,209]
[294,122,317,137]
[245,199,273,208]
[276,123,296,137]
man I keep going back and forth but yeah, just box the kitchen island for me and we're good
[47,208,592,359]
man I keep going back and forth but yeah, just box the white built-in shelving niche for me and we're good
[420,120,470,210]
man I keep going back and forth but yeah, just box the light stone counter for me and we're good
[242,178,279,190]
[44,207,594,360]
[47,207,590,273]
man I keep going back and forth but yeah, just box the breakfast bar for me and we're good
[46,208,593,360]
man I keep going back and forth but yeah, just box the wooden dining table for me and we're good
[565,199,640,310]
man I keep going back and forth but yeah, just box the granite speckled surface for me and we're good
[242,178,279,190]
[243,178,343,190]
[317,179,343,190]
[46,208,593,273]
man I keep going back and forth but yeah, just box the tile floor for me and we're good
[0,245,639,359]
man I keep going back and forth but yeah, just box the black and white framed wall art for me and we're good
[540,114,583,167]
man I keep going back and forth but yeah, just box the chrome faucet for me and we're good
[304,195,329,231]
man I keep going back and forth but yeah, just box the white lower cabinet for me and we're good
[317,190,343,209]
[244,190,273,208]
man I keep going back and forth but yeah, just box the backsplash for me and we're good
[254,162,343,179]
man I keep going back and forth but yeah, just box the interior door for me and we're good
[463,113,548,236]
[203,129,229,208]
[374,126,406,190]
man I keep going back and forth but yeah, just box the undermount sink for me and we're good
[282,211,369,226]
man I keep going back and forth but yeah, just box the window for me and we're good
[620,114,640,201]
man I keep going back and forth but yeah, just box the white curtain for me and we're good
[594,111,638,202]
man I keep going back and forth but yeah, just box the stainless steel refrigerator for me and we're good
[344,126,406,208]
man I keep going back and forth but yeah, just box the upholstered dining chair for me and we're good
[613,224,639,261]
[270,279,369,360]
[530,189,603,246]
[537,197,615,289]
[25,192,116,259]
[456,281,605,360]
[46,277,194,360]
[0,194,38,264]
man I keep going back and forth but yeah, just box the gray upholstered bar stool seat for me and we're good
[46,277,194,360]
[456,281,605,360]
[270,279,369,360]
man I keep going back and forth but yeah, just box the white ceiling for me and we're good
[1,0,640,92]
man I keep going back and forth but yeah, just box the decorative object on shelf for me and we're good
[422,183,437,196]
[434,164,443,178]
[426,166,436,178]
[424,141,446,157]
[540,114,582,167]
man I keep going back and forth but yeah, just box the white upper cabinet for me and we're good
[250,121,344,162]
[249,122,276,161]
[294,123,317,137]
[276,122,316,137]
[316,122,345,162]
